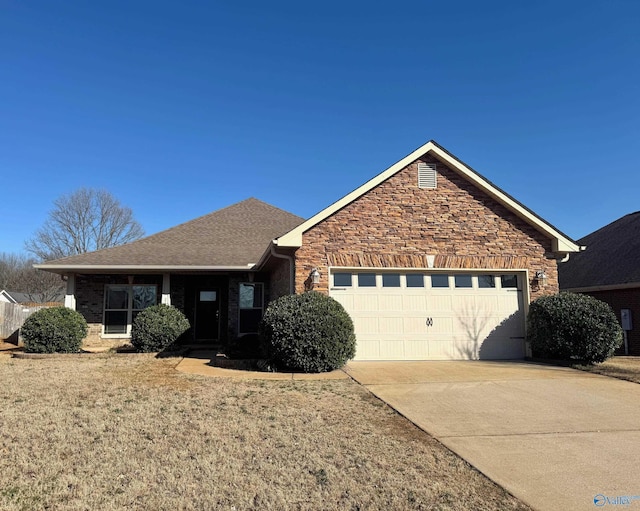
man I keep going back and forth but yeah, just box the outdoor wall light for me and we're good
[310,268,321,285]
[534,270,547,285]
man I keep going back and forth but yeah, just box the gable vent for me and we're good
[418,162,437,189]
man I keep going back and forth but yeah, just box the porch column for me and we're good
[64,274,76,310]
[161,273,171,305]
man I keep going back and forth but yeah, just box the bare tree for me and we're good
[25,188,145,261]
[0,252,64,302]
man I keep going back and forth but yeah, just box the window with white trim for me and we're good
[239,283,264,334]
[104,284,157,335]
[478,275,496,288]
[406,274,425,287]
[333,273,352,287]
[358,273,376,287]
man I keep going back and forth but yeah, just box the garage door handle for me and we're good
[426,318,433,327]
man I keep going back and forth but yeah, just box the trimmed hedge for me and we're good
[21,306,88,353]
[259,291,356,372]
[131,304,190,353]
[226,333,262,360]
[527,292,623,364]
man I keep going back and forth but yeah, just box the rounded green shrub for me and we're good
[259,291,356,372]
[21,306,88,353]
[527,292,623,364]
[131,304,190,353]
[226,333,262,360]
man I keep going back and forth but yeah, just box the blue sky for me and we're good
[1,1,638,255]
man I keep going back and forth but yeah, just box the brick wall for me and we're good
[294,154,560,300]
[75,274,162,345]
[583,288,640,356]
[269,256,292,302]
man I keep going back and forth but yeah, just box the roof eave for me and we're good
[34,264,257,274]
[564,282,640,293]
[276,140,582,254]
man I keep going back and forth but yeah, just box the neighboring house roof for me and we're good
[0,290,18,303]
[1,291,65,304]
[559,211,640,291]
[275,140,581,255]
[36,198,304,273]
[7,292,32,304]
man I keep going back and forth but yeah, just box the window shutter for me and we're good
[418,162,437,189]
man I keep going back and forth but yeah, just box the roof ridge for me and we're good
[40,198,303,267]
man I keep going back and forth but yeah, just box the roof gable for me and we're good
[275,140,580,255]
[559,212,640,290]
[37,198,304,272]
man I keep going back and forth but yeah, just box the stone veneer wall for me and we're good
[294,154,560,301]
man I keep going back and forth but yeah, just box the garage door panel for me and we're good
[478,337,525,359]
[429,340,474,360]
[379,294,403,311]
[332,271,525,361]
[404,317,430,335]
[355,340,380,360]
[404,295,428,311]
[430,316,454,335]
[379,317,403,334]
[353,294,379,312]
[427,295,453,311]
[379,340,405,359]
[497,294,520,311]
[353,316,379,335]
[332,293,353,310]
[404,340,430,359]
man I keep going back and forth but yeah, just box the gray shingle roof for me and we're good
[559,211,640,289]
[38,198,304,269]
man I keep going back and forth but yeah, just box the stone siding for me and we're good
[294,154,560,300]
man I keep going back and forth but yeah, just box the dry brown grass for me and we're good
[0,354,530,511]
[574,356,640,384]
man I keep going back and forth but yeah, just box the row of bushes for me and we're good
[21,291,623,368]
[20,293,357,371]
[19,293,356,372]
[21,304,190,354]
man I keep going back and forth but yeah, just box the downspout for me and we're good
[270,244,295,295]
[558,245,586,264]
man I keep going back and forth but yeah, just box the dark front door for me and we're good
[195,289,219,341]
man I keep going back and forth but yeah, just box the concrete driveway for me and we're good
[344,361,640,511]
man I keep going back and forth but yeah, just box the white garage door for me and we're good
[330,271,526,361]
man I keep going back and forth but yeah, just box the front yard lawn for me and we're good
[574,356,640,384]
[0,354,530,510]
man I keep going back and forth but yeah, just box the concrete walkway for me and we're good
[344,361,640,511]
[176,351,349,380]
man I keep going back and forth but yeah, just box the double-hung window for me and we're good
[104,284,157,336]
[238,283,264,334]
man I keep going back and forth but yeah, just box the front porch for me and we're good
[70,272,270,348]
